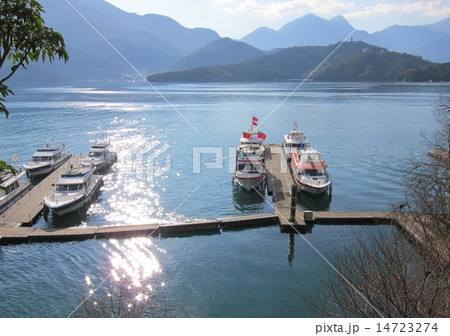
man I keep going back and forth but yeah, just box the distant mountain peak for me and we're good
[241,13,449,62]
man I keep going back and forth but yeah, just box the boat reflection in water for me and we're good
[297,188,332,211]
[232,184,267,213]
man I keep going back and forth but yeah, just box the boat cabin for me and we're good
[32,147,62,162]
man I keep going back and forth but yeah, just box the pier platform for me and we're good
[0,155,93,228]
[0,211,394,245]
[264,144,305,231]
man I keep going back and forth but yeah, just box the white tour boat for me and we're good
[233,117,267,191]
[23,143,71,177]
[81,141,117,171]
[0,168,32,214]
[44,163,102,216]
[282,123,310,160]
[290,148,331,195]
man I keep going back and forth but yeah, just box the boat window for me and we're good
[56,185,69,192]
[89,152,102,157]
[33,157,49,162]
[6,182,19,194]
[68,184,81,191]
[305,170,325,177]
[238,163,262,173]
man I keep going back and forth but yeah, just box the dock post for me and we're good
[289,184,297,222]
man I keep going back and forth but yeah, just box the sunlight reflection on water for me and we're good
[81,237,168,317]
[106,238,164,284]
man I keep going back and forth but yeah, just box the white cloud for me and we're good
[346,0,450,20]
[213,0,355,18]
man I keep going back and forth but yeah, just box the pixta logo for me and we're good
[131,139,171,184]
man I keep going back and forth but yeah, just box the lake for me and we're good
[0,80,448,317]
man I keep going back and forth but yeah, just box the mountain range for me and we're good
[241,14,450,63]
[6,0,450,85]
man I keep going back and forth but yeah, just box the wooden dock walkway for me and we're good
[0,214,279,245]
[0,154,82,228]
[0,210,395,245]
[265,144,305,231]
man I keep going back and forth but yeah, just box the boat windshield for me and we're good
[292,143,307,148]
[237,163,262,173]
[89,152,103,158]
[304,170,326,177]
[32,156,51,162]
[302,153,322,162]
[56,184,84,192]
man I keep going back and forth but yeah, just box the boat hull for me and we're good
[44,176,102,216]
[293,175,331,195]
[234,174,265,191]
[82,153,117,171]
[0,171,32,214]
[24,154,72,177]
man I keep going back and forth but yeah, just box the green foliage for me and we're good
[396,63,450,82]
[147,42,435,83]
[0,159,18,192]
[0,0,69,117]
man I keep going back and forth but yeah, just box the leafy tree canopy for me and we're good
[0,0,69,117]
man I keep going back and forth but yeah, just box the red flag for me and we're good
[258,132,266,140]
[242,132,251,139]
[252,116,258,126]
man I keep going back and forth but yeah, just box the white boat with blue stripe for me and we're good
[44,163,102,216]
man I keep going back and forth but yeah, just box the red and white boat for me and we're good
[233,117,267,191]
[290,148,331,195]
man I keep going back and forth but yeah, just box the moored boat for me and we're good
[44,163,102,216]
[290,148,331,195]
[233,116,267,191]
[0,168,32,214]
[81,141,117,172]
[23,143,71,177]
[282,122,310,161]
[234,147,266,191]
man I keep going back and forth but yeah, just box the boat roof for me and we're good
[32,150,60,157]
[284,131,309,143]
[240,129,266,144]
[36,147,61,151]
[291,151,328,170]
[91,143,109,149]
[89,147,107,153]
[58,166,91,184]
[0,170,26,188]
[33,144,64,156]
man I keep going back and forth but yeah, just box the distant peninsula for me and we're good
[147,41,449,83]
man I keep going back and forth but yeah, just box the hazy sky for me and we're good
[105,0,450,39]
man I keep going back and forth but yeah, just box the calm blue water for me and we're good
[0,81,448,317]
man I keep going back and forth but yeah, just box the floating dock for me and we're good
[0,212,393,245]
[264,144,307,231]
[0,146,426,248]
[0,154,73,227]
[0,214,280,245]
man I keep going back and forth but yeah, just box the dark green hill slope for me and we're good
[396,63,450,82]
[147,42,433,82]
